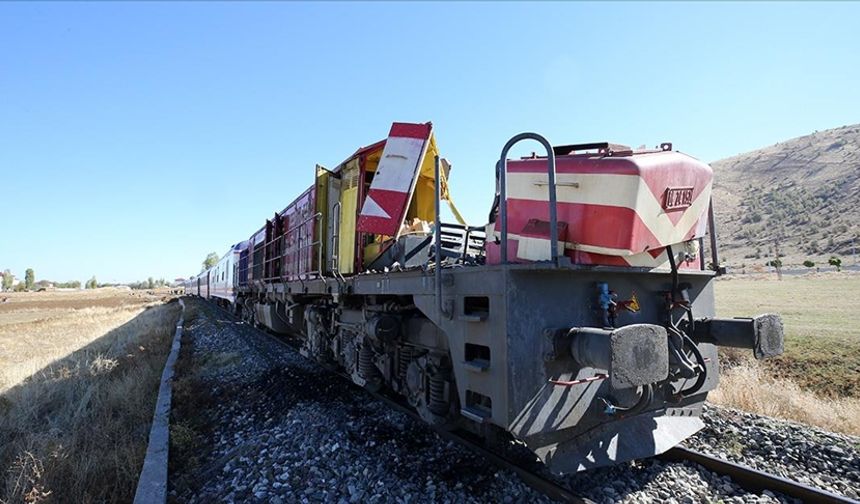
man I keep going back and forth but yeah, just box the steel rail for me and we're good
[659,446,858,504]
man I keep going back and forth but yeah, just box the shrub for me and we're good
[829,256,842,272]
[1,270,12,291]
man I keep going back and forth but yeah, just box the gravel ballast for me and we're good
[169,300,857,503]
[686,404,860,500]
[169,302,549,504]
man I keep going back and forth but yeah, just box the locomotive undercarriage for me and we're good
[301,299,459,426]
[231,262,783,475]
[237,292,461,428]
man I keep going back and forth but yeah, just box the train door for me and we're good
[338,157,360,275]
[231,251,238,302]
[326,169,342,272]
[226,253,234,302]
[315,165,330,274]
[206,271,210,298]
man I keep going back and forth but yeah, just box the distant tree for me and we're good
[767,258,782,269]
[13,282,26,292]
[202,252,219,272]
[24,269,35,290]
[55,280,82,289]
[803,260,815,269]
[829,256,842,272]
[1,269,12,291]
[147,277,155,289]
[85,276,98,289]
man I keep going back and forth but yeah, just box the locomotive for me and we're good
[185,122,783,474]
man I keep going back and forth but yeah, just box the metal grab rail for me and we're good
[433,156,486,318]
[434,155,449,318]
[330,201,341,273]
[497,133,558,265]
[290,211,323,281]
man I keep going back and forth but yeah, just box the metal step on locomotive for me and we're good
[185,122,784,474]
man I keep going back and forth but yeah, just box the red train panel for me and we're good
[487,149,712,268]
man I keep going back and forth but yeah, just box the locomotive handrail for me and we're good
[331,201,341,273]
[434,155,449,318]
[498,133,559,265]
[279,211,324,283]
[317,212,324,281]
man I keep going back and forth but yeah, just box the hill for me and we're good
[711,124,860,269]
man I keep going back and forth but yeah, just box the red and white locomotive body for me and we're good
[488,146,712,269]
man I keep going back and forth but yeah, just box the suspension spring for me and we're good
[359,344,379,380]
[398,346,413,381]
[428,374,448,416]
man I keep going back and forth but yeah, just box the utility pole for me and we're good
[774,238,783,281]
[852,234,857,266]
[853,234,857,266]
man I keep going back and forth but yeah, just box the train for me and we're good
[184,122,784,474]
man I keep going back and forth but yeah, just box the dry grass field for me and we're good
[710,272,860,435]
[0,288,179,503]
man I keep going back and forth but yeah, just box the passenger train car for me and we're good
[186,122,784,473]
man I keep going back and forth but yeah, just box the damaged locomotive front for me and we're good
[186,122,784,475]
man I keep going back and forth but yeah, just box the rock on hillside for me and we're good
[711,124,860,268]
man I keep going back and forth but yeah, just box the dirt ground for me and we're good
[0,288,173,392]
[0,287,172,315]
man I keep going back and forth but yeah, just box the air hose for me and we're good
[600,384,654,418]
[665,244,708,399]
[677,334,708,398]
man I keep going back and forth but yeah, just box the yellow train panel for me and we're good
[315,165,330,273]
[338,158,360,274]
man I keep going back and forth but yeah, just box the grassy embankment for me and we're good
[0,289,179,503]
[710,273,860,435]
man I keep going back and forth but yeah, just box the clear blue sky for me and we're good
[1,2,858,283]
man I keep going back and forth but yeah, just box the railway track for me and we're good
[204,299,857,504]
[659,447,858,504]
